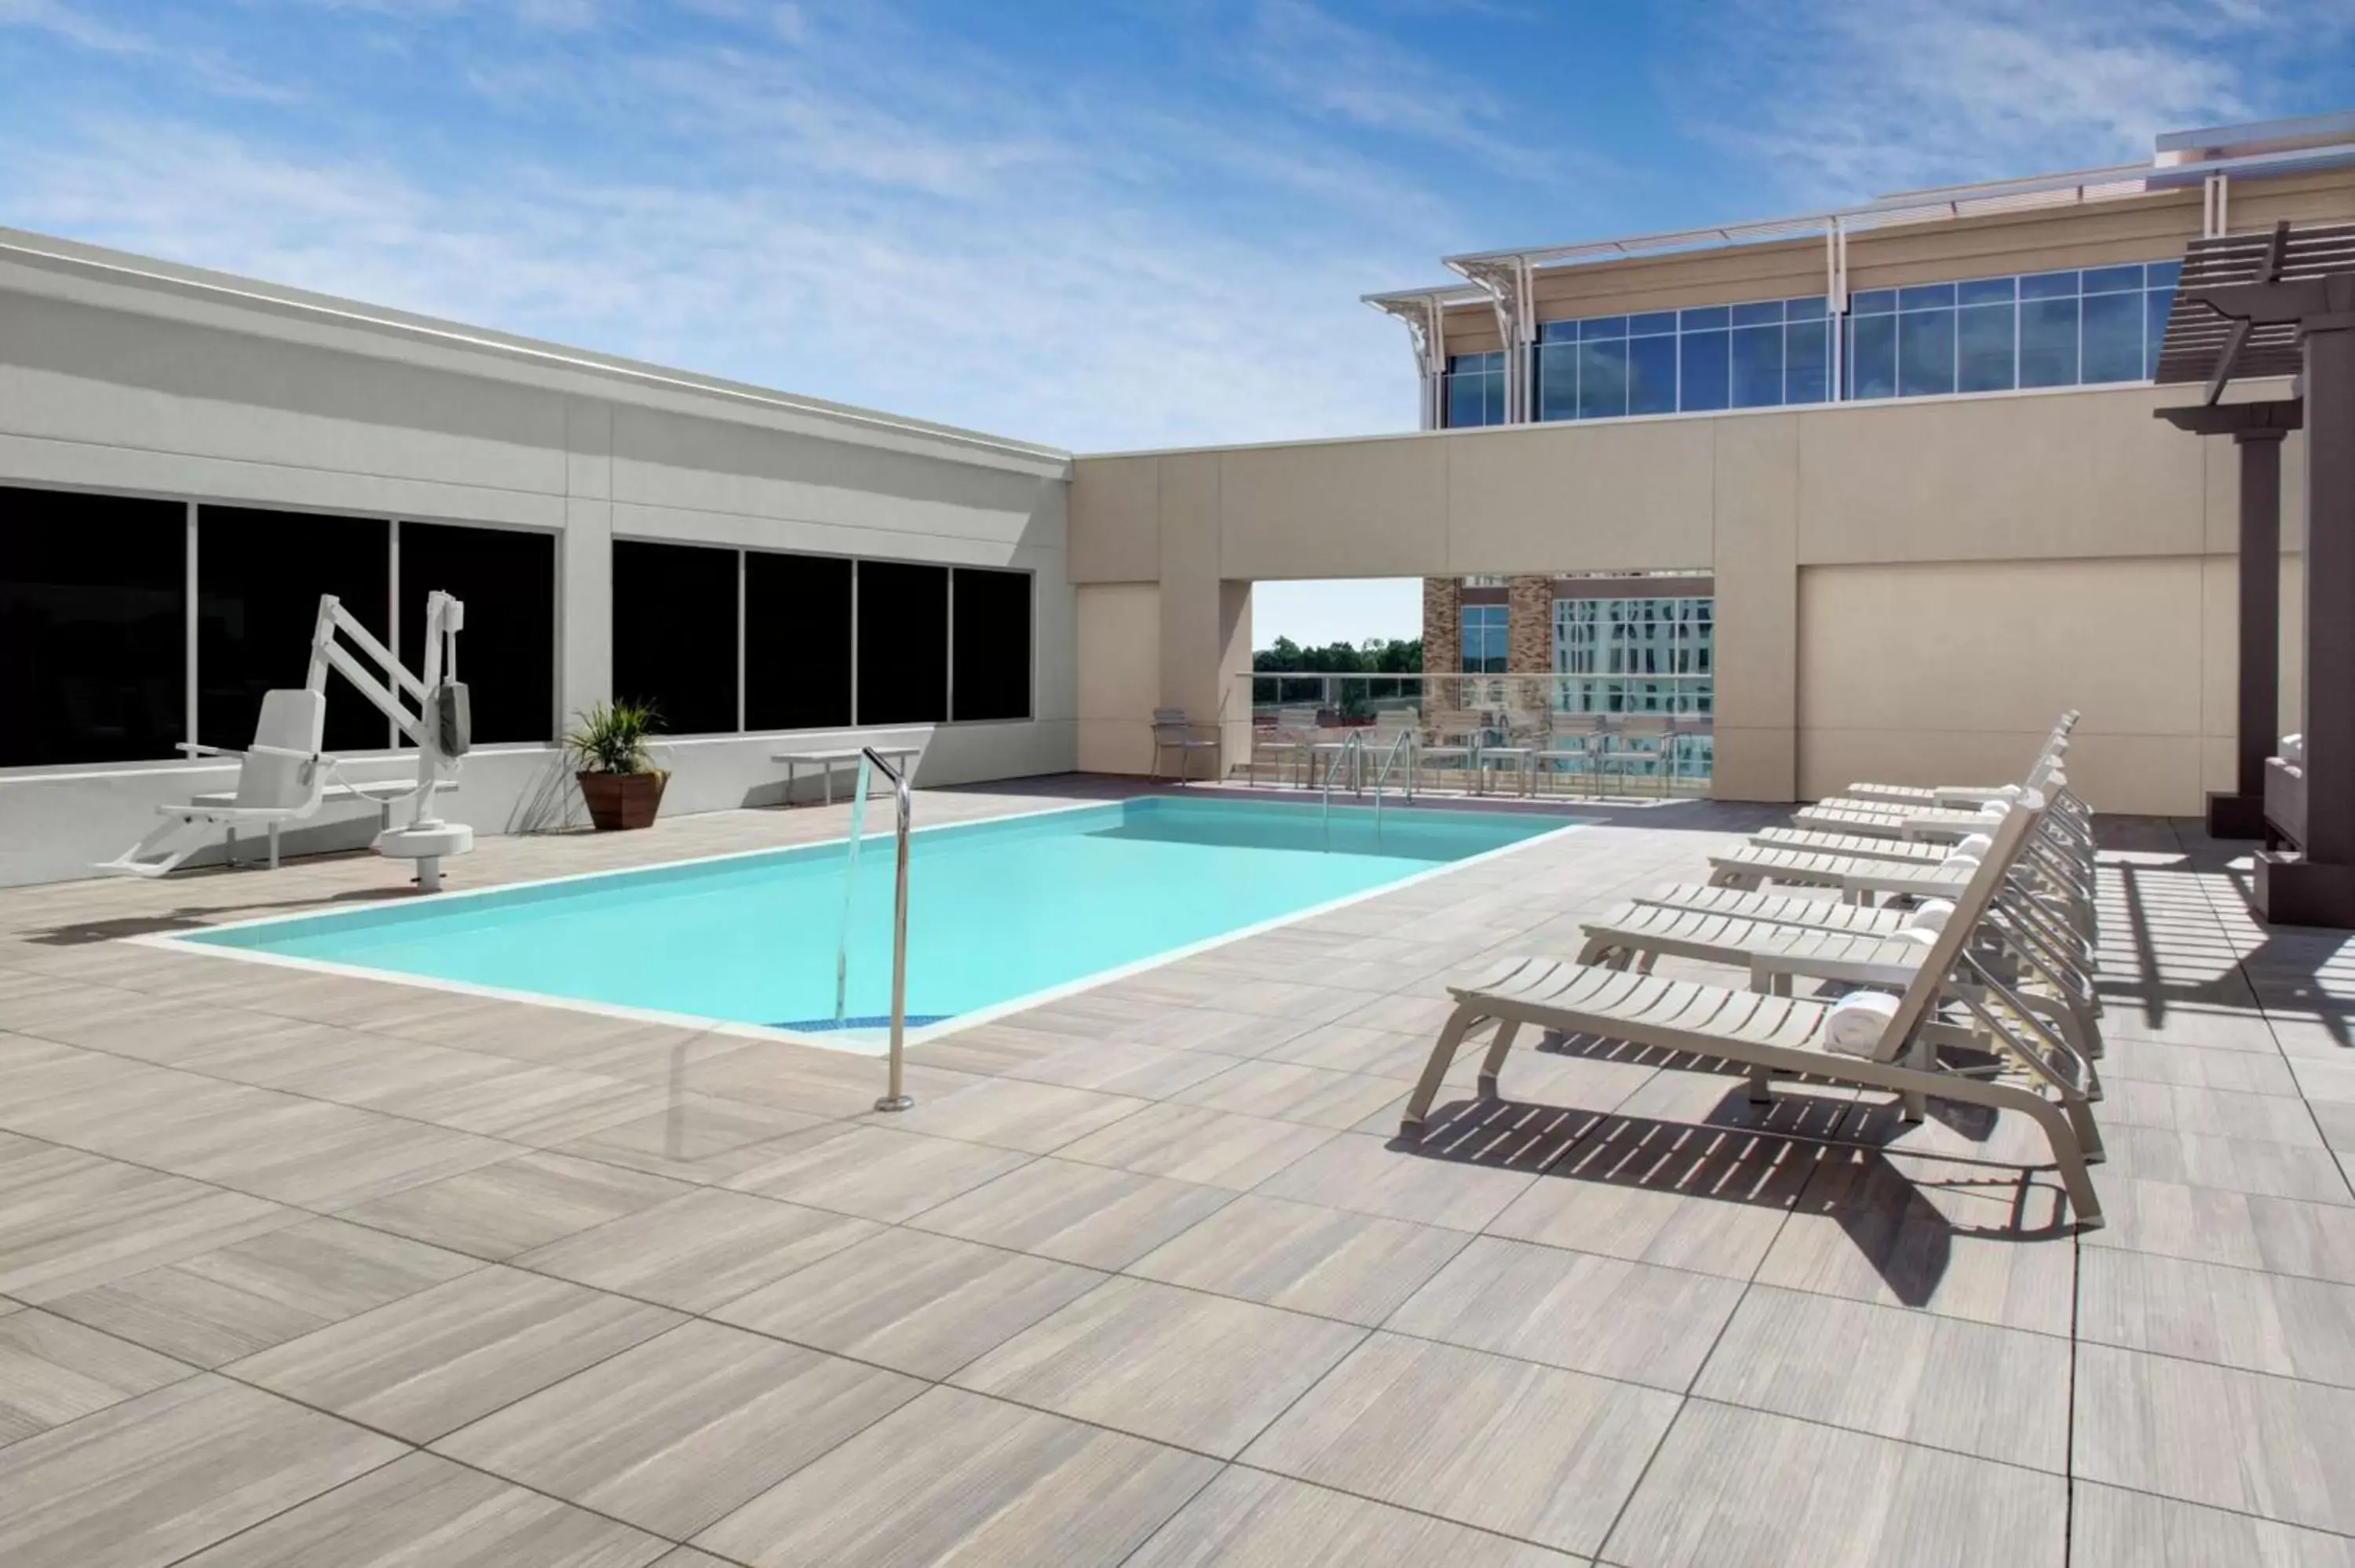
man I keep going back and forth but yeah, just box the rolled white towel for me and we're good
[1977,800,2012,820]
[1904,898,1956,935]
[1937,854,1982,877]
[1824,990,1901,1059]
[2283,733,2306,764]
[1955,833,1995,858]
[1997,784,2023,800]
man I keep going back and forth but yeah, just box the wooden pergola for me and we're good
[2156,219,2355,925]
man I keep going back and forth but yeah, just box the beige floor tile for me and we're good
[0,1374,404,1568]
[953,1276,1364,1457]
[1751,1162,2077,1335]
[1108,1005,1317,1056]
[696,1384,1218,1567]
[436,1320,922,1538]
[2076,1342,2355,1533]
[714,1227,1104,1378]
[1056,1102,1335,1190]
[2068,1479,2355,1568]
[0,1307,192,1444]
[0,1143,298,1304]
[1261,1021,1473,1080]
[140,1099,521,1211]
[1167,1058,1414,1129]
[2094,1124,2354,1206]
[1126,1193,1470,1325]
[1602,1398,2065,1567]
[228,1266,681,1442]
[999,1035,1245,1097]
[549,1096,831,1183]
[39,1215,478,1368]
[2079,1249,2355,1387]
[865,1076,1151,1153]
[1387,1236,1746,1391]
[177,1450,669,1567]
[2103,1081,2331,1146]
[2086,1177,2355,1284]
[1484,1125,1816,1280]
[334,1152,694,1261]
[723,1122,1031,1221]
[1253,1131,1546,1231]
[2104,1040,2301,1097]
[1241,1332,1677,1556]
[1692,1284,2071,1471]
[1126,1466,1578,1566]
[514,1188,878,1312]
[907,1157,1233,1269]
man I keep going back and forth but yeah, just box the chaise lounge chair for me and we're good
[1400,800,2106,1226]
[95,690,331,879]
[1837,713,2078,808]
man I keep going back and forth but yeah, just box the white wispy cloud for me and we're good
[1669,0,2351,202]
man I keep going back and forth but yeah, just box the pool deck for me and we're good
[0,778,2350,1566]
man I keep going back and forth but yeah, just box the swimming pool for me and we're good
[165,797,1579,1050]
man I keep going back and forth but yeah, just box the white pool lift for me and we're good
[96,591,476,891]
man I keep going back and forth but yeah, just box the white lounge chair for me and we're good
[1838,713,2078,808]
[96,690,330,878]
[1400,800,2105,1227]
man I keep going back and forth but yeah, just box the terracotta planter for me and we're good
[578,769,667,830]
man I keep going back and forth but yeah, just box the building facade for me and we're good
[1074,111,2355,815]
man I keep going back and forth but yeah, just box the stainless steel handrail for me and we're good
[1321,731,1364,843]
[1371,728,1415,836]
[861,746,915,1114]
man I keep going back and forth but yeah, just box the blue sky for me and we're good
[3,0,2350,643]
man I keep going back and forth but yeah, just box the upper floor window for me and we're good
[1534,297,1830,423]
[1461,603,1508,673]
[1846,260,2178,401]
[1444,352,1507,428]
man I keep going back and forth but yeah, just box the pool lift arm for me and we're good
[309,590,476,892]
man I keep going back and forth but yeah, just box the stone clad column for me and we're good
[1421,577,1461,714]
[1506,574,1554,708]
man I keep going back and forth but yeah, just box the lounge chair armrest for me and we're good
[244,742,324,763]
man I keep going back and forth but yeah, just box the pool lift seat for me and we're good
[96,591,476,891]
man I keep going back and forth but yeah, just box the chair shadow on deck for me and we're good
[20,883,418,946]
[1386,1027,2078,1310]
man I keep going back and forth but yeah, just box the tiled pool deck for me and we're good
[0,779,2350,1566]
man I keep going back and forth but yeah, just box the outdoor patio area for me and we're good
[0,780,2350,1566]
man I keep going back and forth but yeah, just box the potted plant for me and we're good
[565,700,667,830]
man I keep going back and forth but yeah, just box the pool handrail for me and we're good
[861,746,916,1114]
[1371,727,1415,837]
[1321,730,1364,844]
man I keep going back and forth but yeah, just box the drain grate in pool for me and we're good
[771,1014,954,1033]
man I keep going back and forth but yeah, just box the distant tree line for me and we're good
[1251,637,1421,714]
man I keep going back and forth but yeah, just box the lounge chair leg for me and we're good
[1747,1068,1774,1106]
[2065,1095,2105,1165]
[1402,1005,1481,1132]
[1477,1020,1521,1096]
[1900,1090,1927,1123]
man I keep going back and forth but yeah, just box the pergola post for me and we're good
[2278,310,2355,917]
[2157,399,2297,839]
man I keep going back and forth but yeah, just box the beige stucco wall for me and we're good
[1072,378,2305,816]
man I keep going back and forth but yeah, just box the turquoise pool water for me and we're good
[180,798,1575,1045]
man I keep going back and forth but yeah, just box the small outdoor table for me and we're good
[774,746,921,806]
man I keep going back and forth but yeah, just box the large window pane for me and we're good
[1576,341,1628,419]
[612,539,738,735]
[2020,297,2079,387]
[1847,312,1896,399]
[857,560,947,724]
[1957,302,2016,393]
[2146,288,2173,377]
[1627,334,1678,414]
[1730,324,1783,407]
[1679,329,1730,410]
[199,506,389,755]
[2,487,185,766]
[1897,307,1955,397]
[746,551,851,731]
[1535,342,1576,422]
[1784,318,1830,404]
[2081,290,2145,383]
[397,523,554,745]
[951,567,1031,721]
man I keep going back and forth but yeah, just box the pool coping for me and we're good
[127,796,1591,1056]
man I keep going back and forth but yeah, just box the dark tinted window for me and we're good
[747,551,852,731]
[856,561,947,724]
[612,540,738,735]
[952,568,1031,721]
[1,487,186,765]
[199,506,389,754]
[398,523,554,745]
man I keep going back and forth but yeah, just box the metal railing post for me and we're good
[862,746,916,1113]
